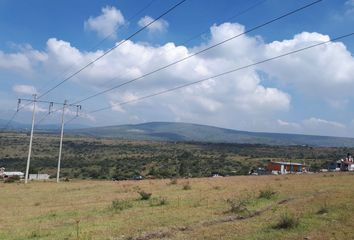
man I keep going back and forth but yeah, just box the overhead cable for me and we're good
[72,0,323,105]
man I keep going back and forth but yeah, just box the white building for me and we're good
[1,167,24,178]
[29,174,50,180]
[3,171,24,178]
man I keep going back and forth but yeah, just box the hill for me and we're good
[69,122,354,147]
[0,118,88,130]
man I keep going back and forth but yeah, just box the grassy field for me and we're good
[1,173,354,240]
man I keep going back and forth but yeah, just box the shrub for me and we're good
[226,198,250,216]
[111,200,132,212]
[138,191,152,200]
[258,187,276,199]
[169,178,178,185]
[274,212,299,229]
[149,197,168,207]
[317,202,329,215]
[182,182,191,190]
[4,176,20,183]
[29,231,40,238]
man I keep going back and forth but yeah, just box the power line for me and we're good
[38,0,187,99]
[65,115,79,125]
[37,0,157,96]
[1,111,19,131]
[72,0,322,105]
[86,31,354,114]
[181,0,268,46]
[87,0,157,52]
[2,0,160,131]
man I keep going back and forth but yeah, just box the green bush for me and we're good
[149,197,168,207]
[274,212,299,229]
[138,191,152,200]
[258,186,276,199]
[317,202,329,215]
[111,200,132,212]
[226,198,250,216]
[4,176,20,183]
[169,178,178,185]
[182,182,191,190]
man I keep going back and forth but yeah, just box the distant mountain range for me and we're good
[0,119,87,130]
[2,120,354,147]
[67,122,354,147]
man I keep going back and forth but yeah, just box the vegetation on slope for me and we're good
[0,132,352,180]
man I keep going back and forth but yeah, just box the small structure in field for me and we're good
[267,161,304,174]
[29,174,50,180]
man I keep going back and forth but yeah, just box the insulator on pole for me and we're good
[76,105,81,116]
[49,102,54,114]
[17,99,21,112]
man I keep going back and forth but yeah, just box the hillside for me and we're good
[69,122,354,147]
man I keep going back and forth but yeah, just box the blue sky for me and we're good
[0,0,354,137]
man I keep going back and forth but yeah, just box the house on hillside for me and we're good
[328,161,342,172]
[267,161,305,174]
[329,153,354,172]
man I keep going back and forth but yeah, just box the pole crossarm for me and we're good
[18,98,81,108]
[21,97,82,184]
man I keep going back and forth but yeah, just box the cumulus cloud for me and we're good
[0,46,46,74]
[262,32,354,98]
[84,6,125,38]
[12,85,38,95]
[1,21,354,136]
[138,16,169,33]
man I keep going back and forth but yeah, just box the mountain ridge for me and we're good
[67,121,354,147]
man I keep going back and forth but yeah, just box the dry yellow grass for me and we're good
[0,173,353,240]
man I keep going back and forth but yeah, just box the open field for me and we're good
[1,173,354,240]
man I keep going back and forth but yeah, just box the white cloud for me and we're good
[275,118,348,137]
[84,6,125,38]
[303,117,345,129]
[138,16,169,33]
[12,85,38,96]
[0,46,46,75]
[345,0,354,15]
[277,119,301,129]
[22,103,47,113]
[2,22,354,136]
[262,32,354,97]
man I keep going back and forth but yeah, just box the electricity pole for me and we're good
[57,100,67,183]
[25,94,37,184]
[18,97,81,184]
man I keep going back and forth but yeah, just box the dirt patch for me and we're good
[125,198,293,240]
[127,230,172,240]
